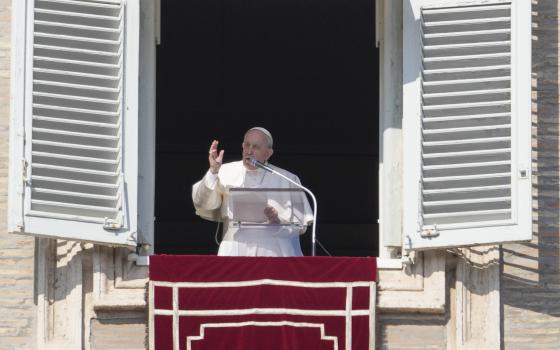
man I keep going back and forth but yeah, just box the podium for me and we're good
[228,187,309,225]
[226,187,315,255]
[149,255,377,350]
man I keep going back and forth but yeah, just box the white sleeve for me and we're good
[192,170,222,210]
[204,171,219,189]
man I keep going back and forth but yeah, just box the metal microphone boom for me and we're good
[249,159,318,256]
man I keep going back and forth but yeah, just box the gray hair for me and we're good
[245,127,273,148]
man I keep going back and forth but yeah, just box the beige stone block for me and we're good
[0,318,31,329]
[0,248,34,259]
[0,294,33,305]
[379,319,446,350]
[91,317,148,350]
[0,328,20,337]
[0,262,34,276]
[0,235,34,249]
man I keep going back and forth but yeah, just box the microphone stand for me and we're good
[250,159,318,256]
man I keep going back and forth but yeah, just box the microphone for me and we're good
[249,158,273,172]
[248,158,319,256]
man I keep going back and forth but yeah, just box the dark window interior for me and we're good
[155,0,379,256]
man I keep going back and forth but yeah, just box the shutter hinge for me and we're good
[103,217,123,230]
[22,159,30,186]
[420,224,439,238]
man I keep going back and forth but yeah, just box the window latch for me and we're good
[103,217,123,230]
[420,224,439,238]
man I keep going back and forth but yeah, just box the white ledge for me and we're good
[377,258,403,270]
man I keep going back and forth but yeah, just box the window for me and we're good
[9,0,141,246]
[9,0,532,254]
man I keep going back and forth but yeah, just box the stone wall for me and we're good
[501,0,560,348]
[0,1,36,349]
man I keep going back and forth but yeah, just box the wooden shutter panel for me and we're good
[9,0,139,246]
[403,0,531,250]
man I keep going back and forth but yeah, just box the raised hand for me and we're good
[208,140,224,174]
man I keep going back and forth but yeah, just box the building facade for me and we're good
[0,0,558,349]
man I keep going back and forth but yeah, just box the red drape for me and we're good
[150,255,377,350]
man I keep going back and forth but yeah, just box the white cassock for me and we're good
[192,160,314,256]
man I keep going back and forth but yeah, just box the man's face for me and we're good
[242,130,273,170]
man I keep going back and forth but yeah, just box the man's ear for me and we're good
[266,148,274,160]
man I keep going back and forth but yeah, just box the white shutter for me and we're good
[9,0,139,246]
[403,0,531,250]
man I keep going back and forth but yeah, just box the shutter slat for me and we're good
[423,184,510,195]
[423,137,510,147]
[423,88,510,99]
[33,139,119,153]
[33,93,119,107]
[422,4,511,15]
[423,149,510,159]
[35,32,121,45]
[423,77,510,93]
[34,9,122,21]
[424,160,510,171]
[34,68,120,81]
[424,42,510,53]
[34,55,120,68]
[37,0,122,10]
[423,172,510,183]
[31,200,118,214]
[423,186,510,202]
[35,19,121,34]
[32,175,119,190]
[423,124,510,134]
[424,64,510,75]
[33,187,119,201]
[32,163,120,177]
[34,44,120,58]
[423,209,511,219]
[424,164,510,178]
[424,29,510,39]
[424,141,510,155]
[422,209,511,224]
[424,196,510,207]
[32,151,120,165]
[33,127,120,140]
[34,80,119,94]
[423,53,510,69]
[423,112,510,122]
[423,52,510,63]
[423,100,510,111]
[33,103,119,116]
[422,209,510,218]
[423,17,510,28]
[33,115,118,129]
[424,77,509,87]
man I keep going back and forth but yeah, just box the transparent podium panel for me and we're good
[228,187,308,229]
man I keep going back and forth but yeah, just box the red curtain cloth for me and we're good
[150,255,377,350]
